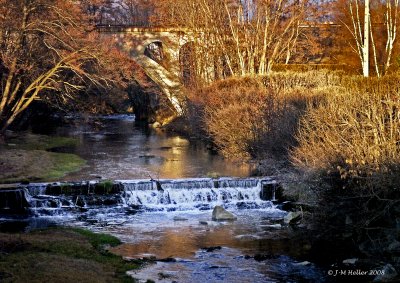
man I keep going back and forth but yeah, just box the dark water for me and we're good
[44,114,252,180]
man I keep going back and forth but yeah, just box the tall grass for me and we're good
[292,75,400,189]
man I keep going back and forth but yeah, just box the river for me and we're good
[9,115,329,282]
[46,114,252,180]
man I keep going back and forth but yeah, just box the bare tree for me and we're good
[153,0,307,83]
[368,0,400,76]
[0,0,130,139]
[344,0,400,77]
[382,0,399,74]
[345,0,369,76]
[364,0,370,77]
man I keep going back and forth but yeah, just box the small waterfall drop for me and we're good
[122,177,275,211]
[2,177,277,216]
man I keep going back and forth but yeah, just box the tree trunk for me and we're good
[362,0,370,77]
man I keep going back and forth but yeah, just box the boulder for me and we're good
[212,206,237,221]
[284,211,302,225]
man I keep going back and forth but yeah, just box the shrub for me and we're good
[272,63,356,74]
[292,75,400,190]
[187,77,267,159]
[290,76,400,270]
[186,72,330,160]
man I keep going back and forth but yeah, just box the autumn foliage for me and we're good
[188,77,271,159]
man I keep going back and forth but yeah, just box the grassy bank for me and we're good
[0,227,139,282]
[0,133,85,183]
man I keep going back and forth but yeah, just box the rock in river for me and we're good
[212,206,237,221]
[284,211,302,225]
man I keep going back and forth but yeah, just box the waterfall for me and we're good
[2,177,277,216]
[122,178,275,211]
[25,183,47,196]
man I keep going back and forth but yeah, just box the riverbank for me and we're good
[174,71,400,281]
[0,132,85,183]
[0,227,140,282]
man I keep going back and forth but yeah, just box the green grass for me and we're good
[0,228,141,282]
[71,228,121,250]
[0,150,86,183]
[6,134,78,151]
[0,132,86,183]
[43,152,86,180]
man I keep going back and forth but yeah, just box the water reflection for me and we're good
[46,115,252,180]
[102,210,325,282]
[108,211,293,260]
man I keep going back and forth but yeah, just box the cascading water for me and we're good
[3,177,277,216]
[122,178,275,211]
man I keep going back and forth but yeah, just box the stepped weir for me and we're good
[0,177,280,216]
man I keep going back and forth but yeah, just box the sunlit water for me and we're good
[60,205,325,282]
[42,114,252,180]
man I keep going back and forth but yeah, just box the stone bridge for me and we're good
[98,25,195,118]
